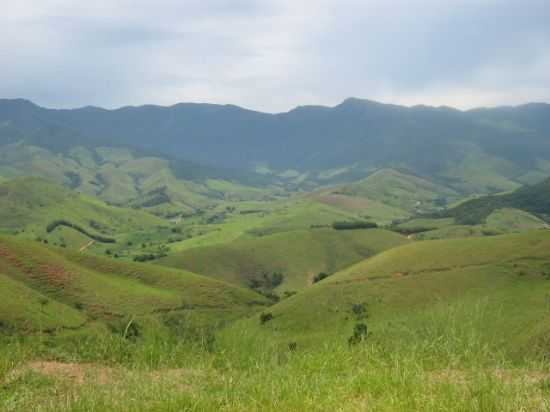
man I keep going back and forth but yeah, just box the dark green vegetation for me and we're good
[46,220,116,243]
[332,221,378,230]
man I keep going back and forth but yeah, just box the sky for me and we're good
[1,0,549,112]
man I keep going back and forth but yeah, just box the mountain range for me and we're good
[1,97,550,194]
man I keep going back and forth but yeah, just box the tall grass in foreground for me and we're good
[1,300,549,411]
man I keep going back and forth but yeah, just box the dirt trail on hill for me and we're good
[79,240,95,252]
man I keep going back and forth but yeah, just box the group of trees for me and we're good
[312,272,330,284]
[332,221,378,230]
[46,220,116,243]
[248,272,284,303]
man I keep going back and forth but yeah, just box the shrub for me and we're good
[313,272,330,283]
[288,342,297,352]
[352,303,368,319]
[348,323,368,346]
[260,313,273,324]
[248,272,284,292]
[270,272,284,288]
[133,254,159,262]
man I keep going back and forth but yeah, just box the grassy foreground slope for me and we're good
[2,231,549,412]
[0,235,268,333]
[158,228,409,291]
[242,230,550,355]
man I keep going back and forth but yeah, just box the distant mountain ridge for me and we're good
[1,97,550,193]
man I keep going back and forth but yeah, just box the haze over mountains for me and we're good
[1,97,550,194]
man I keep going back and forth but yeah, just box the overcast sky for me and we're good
[1,0,549,112]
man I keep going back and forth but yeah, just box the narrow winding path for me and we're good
[79,240,95,253]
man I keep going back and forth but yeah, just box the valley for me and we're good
[1,99,550,411]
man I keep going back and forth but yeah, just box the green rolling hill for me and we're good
[387,177,550,240]
[0,177,165,248]
[0,143,275,216]
[158,228,409,292]
[0,235,268,334]
[325,168,458,216]
[437,177,550,224]
[233,230,550,357]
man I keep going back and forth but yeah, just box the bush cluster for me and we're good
[332,221,378,230]
[46,220,116,243]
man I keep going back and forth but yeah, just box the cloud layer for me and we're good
[1,0,549,111]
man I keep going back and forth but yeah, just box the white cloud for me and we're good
[0,0,549,111]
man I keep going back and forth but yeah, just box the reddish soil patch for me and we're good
[39,264,74,288]
[0,245,28,271]
[308,192,371,212]
[9,361,117,386]
[321,195,371,211]
[0,243,75,288]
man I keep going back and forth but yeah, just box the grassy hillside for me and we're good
[438,177,550,224]
[0,235,268,334]
[237,230,550,356]
[158,228,409,292]
[0,177,165,248]
[0,143,274,216]
[4,230,548,412]
[393,208,546,240]
[306,190,406,224]
[439,145,522,194]
[333,168,457,215]
[152,198,379,256]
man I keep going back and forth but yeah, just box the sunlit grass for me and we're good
[1,299,548,412]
